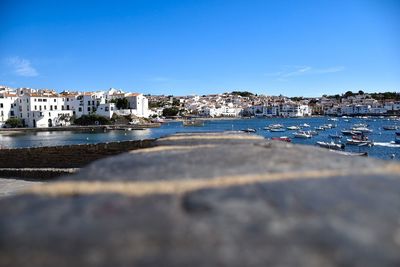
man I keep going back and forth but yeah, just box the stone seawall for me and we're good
[0,139,155,168]
[1,132,400,266]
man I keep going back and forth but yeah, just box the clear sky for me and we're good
[0,0,399,97]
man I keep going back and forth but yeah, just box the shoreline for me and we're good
[0,123,161,134]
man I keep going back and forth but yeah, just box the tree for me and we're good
[5,117,23,128]
[231,91,254,97]
[162,107,180,117]
[344,91,354,98]
[172,99,181,107]
[74,114,111,125]
[110,98,129,110]
[358,90,365,95]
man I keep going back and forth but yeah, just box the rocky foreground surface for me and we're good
[1,132,400,267]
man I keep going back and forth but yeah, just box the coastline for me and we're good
[0,123,161,134]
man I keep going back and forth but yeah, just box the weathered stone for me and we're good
[1,132,400,267]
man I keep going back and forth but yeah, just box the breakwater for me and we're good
[0,139,155,168]
[0,123,160,133]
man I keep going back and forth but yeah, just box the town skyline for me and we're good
[1,0,399,97]
[0,84,398,98]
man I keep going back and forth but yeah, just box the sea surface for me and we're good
[1,117,399,161]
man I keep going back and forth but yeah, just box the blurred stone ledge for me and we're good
[1,132,400,267]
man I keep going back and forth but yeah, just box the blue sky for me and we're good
[0,0,399,97]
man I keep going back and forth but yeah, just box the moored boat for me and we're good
[329,150,368,157]
[269,128,286,132]
[271,136,291,142]
[293,131,312,138]
[308,130,318,136]
[346,139,373,146]
[341,129,362,136]
[351,127,373,133]
[287,126,300,130]
[242,128,257,133]
[383,125,398,130]
[265,124,284,129]
[316,141,345,150]
[183,120,204,127]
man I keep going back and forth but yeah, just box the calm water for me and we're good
[1,117,400,161]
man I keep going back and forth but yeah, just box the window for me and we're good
[38,99,42,102]
[78,107,82,112]
[67,98,69,102]
[105,107,109,111]
[49,112,51,116]
[62,106,64,110]
[54,106,57,110]
[88,101,90,105]
[92,101,95,105]
[87,107,91,112]
[43,99,47,102]
[44,106,46,110]
[50,105,53,110]
[54,99,56,102]
[66,105,70,110]
[34,105,37,110]
[0,103,3,108]
[34,98,37,102]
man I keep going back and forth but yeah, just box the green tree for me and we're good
[5,117,23,128]
[231,91,254,97]
[74,115,111,125]
[344,91,354,98]
[162,107,180,117]
[110,98,129,110]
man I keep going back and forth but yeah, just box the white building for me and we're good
[279,104,311,117]
[0,87,149,128]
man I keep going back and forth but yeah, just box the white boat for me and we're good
[327,118,339,121]
[352,127,373,133]
[346,139,373,146]
[270,128,286,132]
[301,123,310,127]
[265,124,284,130]
[293,131,312,138]
[353,123,368,128]
[308,130,318,136]
[287,126,300,130]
